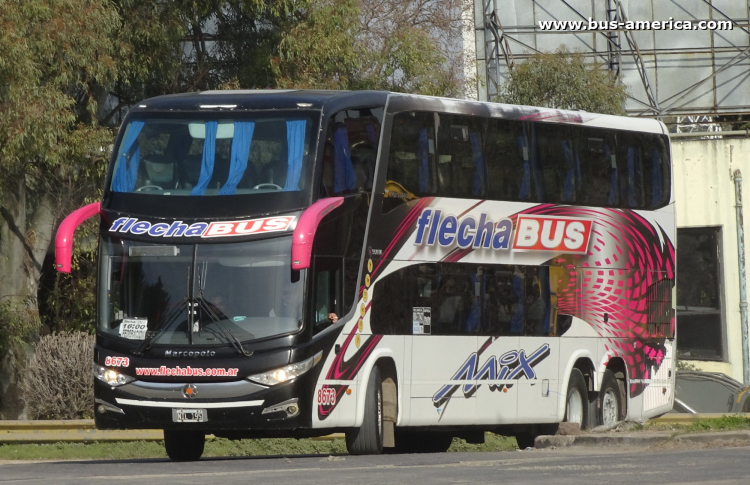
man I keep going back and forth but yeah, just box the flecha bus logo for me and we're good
[414,209,592,255]
[109,216,295,238]
[512,215,592,254]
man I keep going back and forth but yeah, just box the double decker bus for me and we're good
[56,90,675,460]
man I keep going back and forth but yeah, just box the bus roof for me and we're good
[131,90,666,136]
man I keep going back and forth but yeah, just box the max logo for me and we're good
[414,209,592,254]
[432,343,550,407]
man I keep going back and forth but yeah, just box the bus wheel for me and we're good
[346,366,384,455]
[565,369,588,429]
[164,430,205,461]
[599,369,623,428]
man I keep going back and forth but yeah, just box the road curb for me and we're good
[534,430,750,449]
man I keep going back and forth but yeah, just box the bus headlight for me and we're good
[93,363,135,387]
[248,351,322,386]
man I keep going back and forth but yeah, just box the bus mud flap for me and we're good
[382,377,397,448]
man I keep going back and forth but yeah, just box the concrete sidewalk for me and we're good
[535,430,750,449]
[534,412,750,449]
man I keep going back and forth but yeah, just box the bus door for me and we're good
[408,263,479,425]
[513,266,560,422]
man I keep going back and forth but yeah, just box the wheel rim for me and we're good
[566,387,583,425]
[377,385,383,439]
[602,389,618,427]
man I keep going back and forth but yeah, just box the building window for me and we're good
[676,227,724,361]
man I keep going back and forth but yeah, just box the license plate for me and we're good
[172,408,207,423]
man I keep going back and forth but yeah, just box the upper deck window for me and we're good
[110,112,316,196]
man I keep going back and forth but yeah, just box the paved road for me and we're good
[2,445,750,484]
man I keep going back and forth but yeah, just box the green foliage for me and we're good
[0,298,40,356]
[0,0,119,177]
[497,47,628,115]
[676,360,701,371]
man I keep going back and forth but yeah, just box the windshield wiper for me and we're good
[194,296,253,357]
[132,297,188,356]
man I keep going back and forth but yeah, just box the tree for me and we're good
[497,47,628,115]
[0,0,119,417]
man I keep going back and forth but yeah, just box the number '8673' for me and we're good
[317,387,336,406]
[104,356,130,367]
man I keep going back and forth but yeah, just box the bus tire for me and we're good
[164,429,205,461]
[599,369,623,428]
[346,366,384,455]
[565,369,589,430]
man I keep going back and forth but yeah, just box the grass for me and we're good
[0,434,518,461]
[637,415,750,434]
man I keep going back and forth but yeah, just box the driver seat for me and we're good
[143,155,177,189]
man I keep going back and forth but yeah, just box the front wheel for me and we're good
[599,369,623,427]
[346,367,383,455]
[164,429,205,461]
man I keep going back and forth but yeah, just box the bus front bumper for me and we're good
[94,378,313,431]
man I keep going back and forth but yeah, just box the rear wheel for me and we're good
[346,367,384,455]
[599,369,623,427]
[565,369,589,429]
[164,430,205,461]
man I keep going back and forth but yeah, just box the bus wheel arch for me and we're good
[347,356,399,454]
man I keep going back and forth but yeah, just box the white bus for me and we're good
[56,90,675,459]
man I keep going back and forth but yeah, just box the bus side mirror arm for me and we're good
[55,202,102,273]
[291,197,344,270]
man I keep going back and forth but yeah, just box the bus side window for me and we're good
[382,111,436,213]
[435,114,486,198]
[485,119,529,202]
[320,108,383,198]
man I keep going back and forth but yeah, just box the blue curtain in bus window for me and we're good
[417,128,429,192]
[626,146,637,207]
[190,121,218,195]
[516,136,530,199]
[366,124,377,146]
[510,270,524,333]
[651,149,663,207]
[561,140,576,202]
[604,144,618,205]
[540,267,551,335]
[219,121,255,195]
[464,273,480,333]
[284,120,306,191]
[112,121,145,192]
[469,132,484,196]
[333,125,356,193]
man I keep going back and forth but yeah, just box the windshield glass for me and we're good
[99,236,303,345]
[110,112,317,196]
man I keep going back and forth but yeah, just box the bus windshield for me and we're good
[98,236,303,345]
[110,113,317,196]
